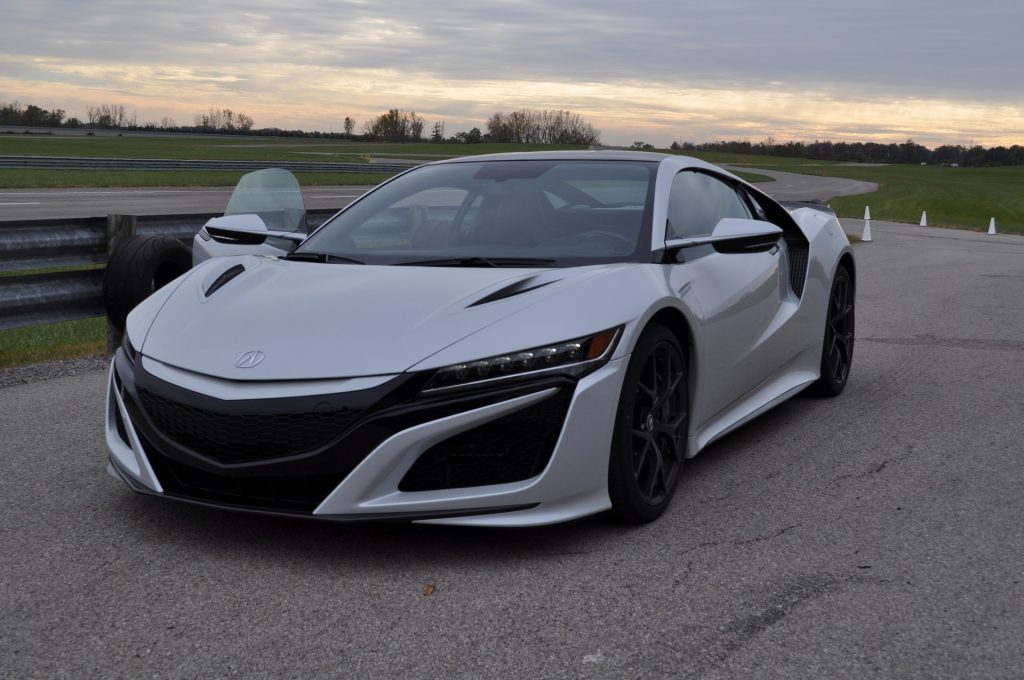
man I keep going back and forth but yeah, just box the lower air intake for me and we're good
[144,441,344,513]
[398,389,572,492]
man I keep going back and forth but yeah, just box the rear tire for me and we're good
[608,324,689,523]
[103,235,192,333]
[811,266,855,397]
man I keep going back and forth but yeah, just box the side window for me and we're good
[667,171,750,239]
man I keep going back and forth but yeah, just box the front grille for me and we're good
[399,389,571,492]
[137,388,359,464]
[144,440,343,512]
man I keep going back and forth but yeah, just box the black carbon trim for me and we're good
[467,277,558,307]
[111,455,538,523]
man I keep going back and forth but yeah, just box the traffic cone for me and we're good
[988,218,997,235]
[864,206,871,221]
[920,211,927,227]
[861,218,872,242]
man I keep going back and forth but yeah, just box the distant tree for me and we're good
[429,121,445,142]
[487,109,599,145]
[363,109,426,142]
[466,127,482,143]
[88,104,131,128]
[631,141,654,150]
[343,116,355,135]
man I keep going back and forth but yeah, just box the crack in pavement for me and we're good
[860,334,1024,352]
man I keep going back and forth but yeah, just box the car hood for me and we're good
[138,256,608,381]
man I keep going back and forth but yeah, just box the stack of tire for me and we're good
[103,236,192,333]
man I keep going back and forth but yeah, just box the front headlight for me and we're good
[422,326,622,393]
[121,333,139,365]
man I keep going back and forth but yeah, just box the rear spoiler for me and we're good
[779,200,835,216]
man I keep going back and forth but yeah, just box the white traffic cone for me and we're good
[861,218,872,242]
[920,211,927,226]
[988,218,997,235]
[864,206,871,221]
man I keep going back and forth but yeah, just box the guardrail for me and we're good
[0,155,415,173]
[0,209,339,331]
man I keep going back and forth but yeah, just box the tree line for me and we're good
[1,100,601,146]
[669,137,1024,167]
[6,99,1022,164]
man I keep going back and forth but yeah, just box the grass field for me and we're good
[0,316,107,369]
[777,164,1023,234]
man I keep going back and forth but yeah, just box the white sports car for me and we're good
[105,151,855,526]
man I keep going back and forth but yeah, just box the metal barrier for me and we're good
[0,209,339,331]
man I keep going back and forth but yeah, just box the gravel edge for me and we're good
[0,355,112,389]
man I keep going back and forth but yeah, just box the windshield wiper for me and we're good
[283,252,365,265]
[395,256,557,268]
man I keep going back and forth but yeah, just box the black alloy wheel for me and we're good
[812,266,855,396]
[609,324,689,523]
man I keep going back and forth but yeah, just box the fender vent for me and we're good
[205,264,246,297]
[787,240,809,297]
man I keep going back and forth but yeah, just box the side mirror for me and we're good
[707,218,782,254]
[201,215,305,247]
[663,218,782,258]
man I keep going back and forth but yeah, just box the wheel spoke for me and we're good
[633,438,652,481]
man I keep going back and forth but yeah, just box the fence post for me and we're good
[105,214,136,353]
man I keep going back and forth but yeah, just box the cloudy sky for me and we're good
[2,0,1022,146]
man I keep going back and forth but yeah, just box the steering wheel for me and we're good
[581,230,634,251]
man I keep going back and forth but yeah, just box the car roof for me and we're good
[426,149,743,183]
[431,149,668,163]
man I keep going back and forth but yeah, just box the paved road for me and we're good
[2,220,1022,678]
[0,167,874,221]
[0,186,373,220]
[728,166,878,202]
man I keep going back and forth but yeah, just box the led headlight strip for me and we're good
[423,326,623,393]
[121,333,139,365]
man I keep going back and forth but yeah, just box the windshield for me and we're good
[297,160,657,266]
[225,168,308,233]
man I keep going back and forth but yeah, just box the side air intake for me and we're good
[204,264,246,297]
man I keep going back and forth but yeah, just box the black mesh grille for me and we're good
[137,388,358,464]
[788,240,809,297]
[399,389,571,492]
[144,443,342,512]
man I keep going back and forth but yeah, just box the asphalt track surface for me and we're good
[2,214,1022,678]
[0,166,874,220]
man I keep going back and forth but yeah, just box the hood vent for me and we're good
[205,264,246,298]
[467,276,559,308]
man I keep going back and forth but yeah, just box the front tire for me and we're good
[812,266,855,396]
[608,324,689,523]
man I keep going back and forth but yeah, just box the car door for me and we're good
[665,170,787,424]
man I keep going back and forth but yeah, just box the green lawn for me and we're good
[0,316,107,369]
[735,161,1022,234]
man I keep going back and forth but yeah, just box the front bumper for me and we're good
[105,349,628,527]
